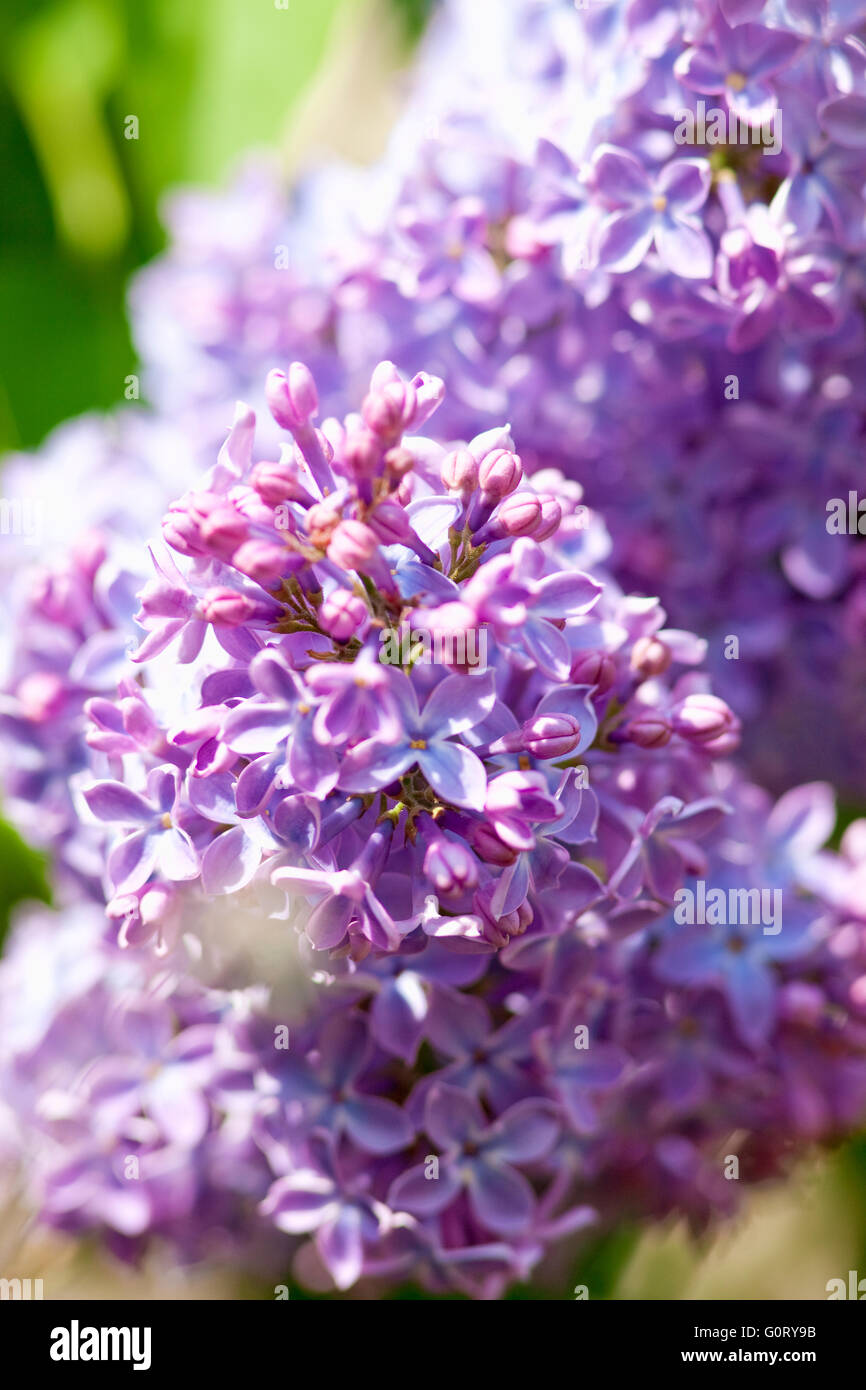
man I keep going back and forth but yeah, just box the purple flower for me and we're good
[83,765,199,894]
[654,883,820,1047]
[675,17,803,126]
[339,668,496,809]
[591,147,714,278]
[258,1014,414,1155]
[388,1086,559,1235]
[222,647,339,797]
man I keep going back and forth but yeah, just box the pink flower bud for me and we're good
[319,589,368,641]
[328,519,380,570]
[265,363,319,432]
[306,503,341,550]
[475,883,533,945]
[441,448,478,496]
[423,834,479,897]
[343,428,383,479]
[362,380,417,441]
[250,460,312,506]
[521,712,582,759]
[199,588,267,626]
[624,711,672,748]
[200,504,249,559]
[231,541,290,585]
[495,491,542,536]
[671,694,735,744]
[469,821,519,866]
[631,635,672,677]
[478,448,523,499]
[570,649,616,694]
[533,493,563,541]
[367,499,416,547]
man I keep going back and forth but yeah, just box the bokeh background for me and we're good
[1,0,865,1299]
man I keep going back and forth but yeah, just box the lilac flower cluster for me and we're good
[130,0,866,794]
[2,362,866,1296]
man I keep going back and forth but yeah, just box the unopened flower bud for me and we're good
[671,694,735,744]
[250,460,313,507]
[200,504,250,559]
[199,588,270,626]
[306,503,341,549]
[423,834,479,897]
[362,380,417,442]
[265,363,319,433]
[328,519,380,571]
[570,649,616,694]
[469,821,519,866]
[624,711,672,748]
[521,712,582,759]
[478,448,523,500]
[631,635,672,677]
[343,428,383,479]
[231,540,293,585]
[532,493,563,541]
[319,589,368,641]
[441,448,478,497]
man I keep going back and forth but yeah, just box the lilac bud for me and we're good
[200,504,250,560]
[201,586,262,625]
[408,370,445,428]
[469,821,519,866]
[533,493,563,541]
[478,448,523,500]
[231,541,291,585]
[328,519,380,570]
[623,711,672,748]
[199,588,272,626]
[343,428,383,480]
[475,883,533,945]
[423,834,479,897]
[570,649,616,694]
[495,491,542,536]
[265,363,319,433]
[250,460,313,507]
[472,491,542,545]
[362,381,417,442]
[521,712,582,759]
[671,694,735,744]
[319,589,368,641]
[631,635,672,677]
[306,502,342,550]
[441,448,478,497]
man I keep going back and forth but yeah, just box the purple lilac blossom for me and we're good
[1,363,865,1297]
[126,0,866,794]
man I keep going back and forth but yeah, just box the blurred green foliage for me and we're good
[0,0,354,455]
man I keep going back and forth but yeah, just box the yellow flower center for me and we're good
[651,194,667,213]
[726,71,747,92]
[410,738,427,750]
